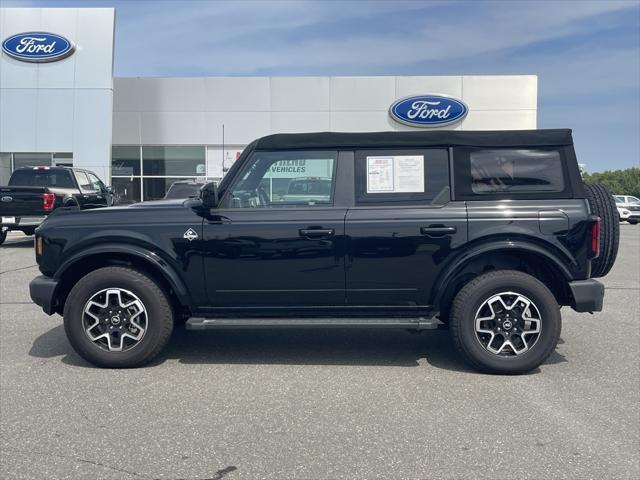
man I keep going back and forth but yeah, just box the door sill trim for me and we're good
[186,317,442,330]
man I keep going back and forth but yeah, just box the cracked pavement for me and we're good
[1,226,639,479]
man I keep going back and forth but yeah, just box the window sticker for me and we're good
[366,157,394,192]
[366,155,424,193]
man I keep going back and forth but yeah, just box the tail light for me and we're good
[589,216,600,259]
[42,193,55,212]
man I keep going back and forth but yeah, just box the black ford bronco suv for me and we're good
[29,129,619,373]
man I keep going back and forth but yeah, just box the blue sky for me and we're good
[5,0,640,172]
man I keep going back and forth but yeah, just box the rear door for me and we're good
[345,148,467,309]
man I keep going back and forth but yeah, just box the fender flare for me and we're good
[54,243,191,304]
[430,239,574,307]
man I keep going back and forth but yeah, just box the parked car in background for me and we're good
[614,195,640,224]
[163,180,206,200]
[282,177,332,204]
[30,129,619,373]
[0,166,114,245]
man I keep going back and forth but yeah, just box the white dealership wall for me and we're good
[113,75,538,178]
[0,7,115,182]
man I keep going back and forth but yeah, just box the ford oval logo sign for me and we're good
[389,95,468,128]
[2,32,75,63]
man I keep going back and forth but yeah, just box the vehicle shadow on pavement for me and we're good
[2,236,34,247]
[29,324,567,373]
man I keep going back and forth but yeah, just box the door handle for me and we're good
[299,228,335,238]
[207,215,232,224]
[420,226,457,237]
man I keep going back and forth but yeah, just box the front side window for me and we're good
[470,149,564,194]
[225,151,337,208]
[87,173,104,192]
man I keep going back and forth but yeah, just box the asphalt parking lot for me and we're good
[1,225,638,480]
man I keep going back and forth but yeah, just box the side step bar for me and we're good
[186,317,443,330]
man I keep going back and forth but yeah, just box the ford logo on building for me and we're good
[389,95,468,128]
[2,32,75,63]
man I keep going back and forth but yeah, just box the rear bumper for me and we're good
[29,275,59,315]
[569,279,604,313]
[1,216,46,230]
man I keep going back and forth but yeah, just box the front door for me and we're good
[345,148,467,309]
[202,150,346,309]
[73,171,105,209]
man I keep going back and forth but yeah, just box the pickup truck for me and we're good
[29,129,619,373]
[0,166,114,245]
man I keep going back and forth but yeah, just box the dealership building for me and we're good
[0,7,538,203]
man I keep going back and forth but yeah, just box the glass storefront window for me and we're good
[13,153,52,169]
[112,146,141,176]
[143,177,198,201]
[53,152,73,167]
[112,177,142,204]
[142,146,205,176]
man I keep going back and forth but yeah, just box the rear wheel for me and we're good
[63,266,174,368]
[450,270,561,374]
[583,182,619,277]
[628,219,638,225]
[0,229,6,245]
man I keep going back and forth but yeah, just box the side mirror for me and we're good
[105,186,114,194]
[200,182,218,209]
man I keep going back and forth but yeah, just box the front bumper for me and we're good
[29,275,59,315]
[569,279,604,313]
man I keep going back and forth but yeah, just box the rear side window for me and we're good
[8,169,75,188]
[454,147,570,199]
[355,149,450,205]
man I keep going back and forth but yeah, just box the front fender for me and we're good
[430,239,574,306]
[54,243,191,303]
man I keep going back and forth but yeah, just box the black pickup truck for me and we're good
[0,166,114,245]
[29,130,619,373]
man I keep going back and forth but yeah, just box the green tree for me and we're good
[582,167,640,198]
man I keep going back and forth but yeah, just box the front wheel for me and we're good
[450,270,561,374]
[63,266,174,368]
[0,229,6,245]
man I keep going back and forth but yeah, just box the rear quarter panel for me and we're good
[466,199,592,279]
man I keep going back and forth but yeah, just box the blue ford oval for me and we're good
[389,95,468,128]
[2,32,75,63]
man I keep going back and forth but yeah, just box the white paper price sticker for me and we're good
[366,155,424,193]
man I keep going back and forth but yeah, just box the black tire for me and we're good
[450,270,561,374]
[63,266,173,368]
[583,182,619,277]
[0,229,6,245]
[628,219,638,225]
[22,228,35,236]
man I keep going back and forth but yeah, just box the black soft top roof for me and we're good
[254,129,573,150]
